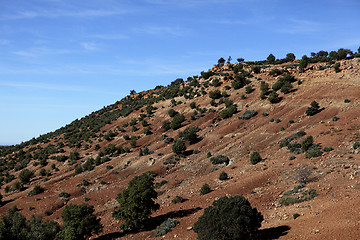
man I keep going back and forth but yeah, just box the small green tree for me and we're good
[18,169,34,184]
[56,203,102,240]
[172,139,186,154]
[113,171,159,231]
[305,101,321,116]
[267,53,275,63]
[219,171,228,180]
[193,196,263,240]
[200,183,211,195]
[268,91,280,104]
[218,57,226,66]
[250,151,262,165]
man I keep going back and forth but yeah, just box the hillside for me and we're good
[1,54,360,239]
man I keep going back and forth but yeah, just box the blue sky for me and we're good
[1,0,359,145]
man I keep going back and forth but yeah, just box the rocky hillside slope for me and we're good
[0,56,360,239]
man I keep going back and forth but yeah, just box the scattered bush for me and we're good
[155,218,179,237]
[210,155,229,165]
[268,91,280,104]
[323,146,334,152]
[19,169,34,184]
[305,144,323,158]
[200,184,211,195]
[353,142,360,149]
[193,196,263,240]
[219,171,228,180]
[171,196,187,204]
[239,110,257,120]
[250,151,262,165]
[305,101,321,116]
[172,139,186,154]
[59,192,71,198]
[56,203,103,240]
[293,164,312,183]
[28,185,44,196]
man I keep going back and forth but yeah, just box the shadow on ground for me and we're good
[256,225,291,239]
[94,207,202,240]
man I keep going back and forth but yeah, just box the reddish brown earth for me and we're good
[1,58,360,239]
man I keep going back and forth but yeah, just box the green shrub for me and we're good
[268,91,280,103]
[154,180,167,189]
[344,98,351,103]
[56,203,102,240]
[59,192,71,198]
[155,218,179,237]
[112,171,159,231]
[200,183,211,195]
[293,213,300,219]
[305,144,323,158]
[28,185,44,196]
[250,151,262,165]
[219,171,228,180]
[305,101,321,116]
[279,188,317,206]
[209,90,222,99]
[301,136,313,152]
[239,110,257,120]
[210,155,229,165]
[193,196,263,240]
[0,206,60,240]
[172,139,186,154]
[19,169,34,184]
[206,152,212,158]
[332,116,339,121]
[353,142,360,149]
[170,114,185,130]
[323,147,334,152]
[172,196,187,204]
[220,105,237,119]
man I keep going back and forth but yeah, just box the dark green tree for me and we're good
[250,151,262,165]
[193,196,263,240]
[305,101,321,116]
[218,57,226,66]
[112,171,159,231]
[18,169,34,184]
[267,53,275,63]
[285,53,296,62]
[56,203,102,240]
[268,91,280,104]
[170,114,185,130]
[172,139,186,154]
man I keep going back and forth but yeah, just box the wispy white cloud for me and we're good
[133,26,188,36]
[277,19,323,34]
[12,47,71,57]
[90,34,129,40]
[1,8,128,20]
[81,42,98,51]
[0,81,88,92]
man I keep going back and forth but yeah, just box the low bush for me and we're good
[171,196,187,204]
[210,155,229,165]
[193,195,263,240]
[238,110,257,120]
[200,183,211,195]
[250,151,262,165]
[219,171,228,180]
[155,218,179,237]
